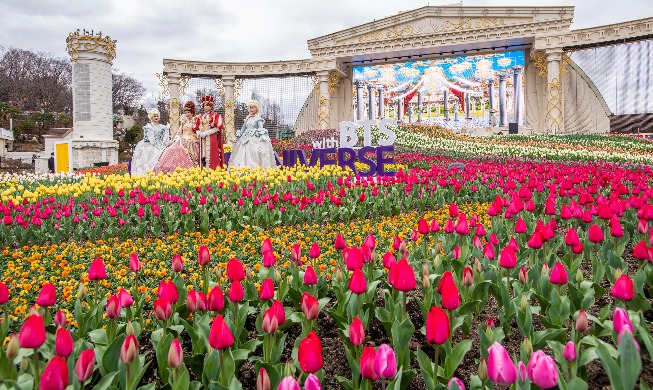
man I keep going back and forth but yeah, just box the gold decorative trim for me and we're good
[169,98,181,124]
[213,77,225,96]
[179,75,190,98]
[386,26,415,39]
[233,78,243,99]
[224,99,236,140]
[327,71,340,94]
[310,75,319,89]
[560,53,571,76]
[546,78,562,134]
[357,18,506,43]
[530,50,547,78]
[156,72,170,96]
[318,96,331,129]
[66,30,116,62]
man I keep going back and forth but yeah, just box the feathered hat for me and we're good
[200,95,215,108]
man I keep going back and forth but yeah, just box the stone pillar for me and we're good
[427,103,432,119]
[546,50,563,134]
[488,79,495,111]
[355,81,366,120]
[367,85,375,120]
[416,92,423,122]
[465,93,472,120]
[66,30,119,168]
[318,72,330,129]
[167,73,181,137]
[498,73,508,126]
[454,103,459,121]
[377,87,384,118]
[443,90,450,120]
[398,100,404,122]
[512,66,523,125]
[223,76,236,144]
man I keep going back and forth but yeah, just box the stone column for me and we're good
[498,73,508,126]
[465,93,472,119]
[167,72,181,137]
[416,91,423,122]
[454,103,459,121]
[546,50,563,134]
[398,100,404,122]
[488,78,495,111]
[318,72,330,129]
[223,76,236,144]
[377,87,384,118]
[443,90,450,120]
[367,85,375,120]
[427,103,432,119]
[355,81,366,120]
[512,66,523,125]
[66,30,119,168]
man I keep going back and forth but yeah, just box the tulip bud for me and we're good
[520,294,527,312]
[168,339,183,369]
[434,254,441,268]
[20,356,29,372]
[518,268,528,284]
[77,282,87,299]
[563,341,577,361]
[474,257,482,273]
[257,367,271,390]
[29,306,39,316]
[541,263,550,276]
[576,269,584,284]
[398,241,407,257]
[126,320,134,335]
[335,266,344,283]
[478,357,488,381]
[120,334,138,364]
[274,267,282,284]
[422,274,431,290]
[463,267,474,287]
[215,266,223,280]
[575,309,589,333]
[522,337,533,356]
[614,267,622,280]
[283,361,294,377]
[54,310,66,328]
[6,334,19,360]
[422,262,429,277]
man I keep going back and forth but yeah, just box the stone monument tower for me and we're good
[65,30,119,168]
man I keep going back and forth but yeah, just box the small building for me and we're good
[0,128,13,156]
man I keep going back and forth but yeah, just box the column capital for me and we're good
[511,65,523,74]
[222,75,236,87]
[545,49,564,62]
[498,73,507,81]
[355,80,366,88]
[166,72,182,84]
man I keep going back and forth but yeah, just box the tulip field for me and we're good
[1,125,653,390]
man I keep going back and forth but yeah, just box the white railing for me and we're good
[0,128,13,140]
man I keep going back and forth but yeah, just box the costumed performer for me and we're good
[130,108,170,176]
[228,100,277,169]
[154,101,199,173]
[195,95,225,169]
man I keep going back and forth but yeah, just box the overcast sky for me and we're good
[1,0,652,94]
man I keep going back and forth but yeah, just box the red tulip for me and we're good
[88,258,107,280]
[610,220,624,238]
[549,262,568,285]
[186,289,200,312]
[390,259,416,292]
[168,339,183,369]
[449,203,459,217]
[74,349,95,383]
[440,278,461,310]
[157,280,178,303]
[444,219,455,233]
[198,292,207,311]
[508,237,520,252]
[361,245,372,263]
[487,342,517,385]
[426,306,450,345]
[304,266,318,285]
[262,251,276,267]
[364,233,376,249]
[121,334,138,364]
[334,233,347,250]
[171,254,184,272]
[572,242,584,254]
[633,241,649,261]
[208,286,225,311]
[610,274,634,301]
[483,243,495,260]
[226,258,245,282]
[0,282,9,305]
[360,346,379,380]
[349,316,365,346]
[437,272,454,294]
[228,280,244,302]
[431,220,441,232]
[36,283,57,307]
[455,215,469,235]
[271,300,286,325]
[587,224,604,243]
[476,224,486,237]
[259,278,275,300]
[499,247,517,269]
[565,228,580,247]
[345,247,363,270]
[301,292,319,321]
[309,243,321,259]
[54,327,74,358]
[262,308,279,334]
[349,269,367,294]
[129,252,141,272]
[298,331,323,373]
[290,243,302,265]
[209,315,234,350]
[40,356,69,390]
[417,218,430,235]
[118,288,134,308]
[527,232,543,249]
[410,230,419,241]
[54,310,66,328]
[198,245,211,266]
[462,267,474,287]
[105,295,120,319]
[382,252,397,269]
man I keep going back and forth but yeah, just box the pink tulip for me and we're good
[563,341,577,361]
[105,295,120,319]
[304,266,318,285]
[290,243,302,265]
[613,307,634,334]
[168,339,183,368]
[54,310,66,328]
[349,316,365,346]
[118,288,134,308]
[277,377,300,390]
[154,298,172,321]
[610,274,634,301]
[88,258,107,280]
[263,251,276,267]
[374,344,397,379]
[228,280,245,302]
[304,373,322,390]
[309,243,321,259]
[447,378,465,390]
[208,286,225,311]
[198,245,211,266]
[36,283,57,307]
[74,349,95,383]
[301,292,319,321]
[334,234,347,250]
[171,254,183,272]
[226,258,246,282]
[55,328,74,357]
[40,356,69,390]
[262,308,279,334]
[549,262,568,285]
[498,247,517,269]
[271,300,286,326]
[209,315,234,350]
[120,334,138,364]
[259,278,275,300]
[257,368,271,390]
[527,350,559,389]
[129,252,141,272]
[487,342,517,385]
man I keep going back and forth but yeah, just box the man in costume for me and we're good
[195,95,225,169]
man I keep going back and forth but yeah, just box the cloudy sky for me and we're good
[1,0,652,94]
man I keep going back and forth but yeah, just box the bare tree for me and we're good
[112,71,145,114]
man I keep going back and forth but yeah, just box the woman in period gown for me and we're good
[154,101,199,173]
[229,100,277,169]
[131,109,170,176]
